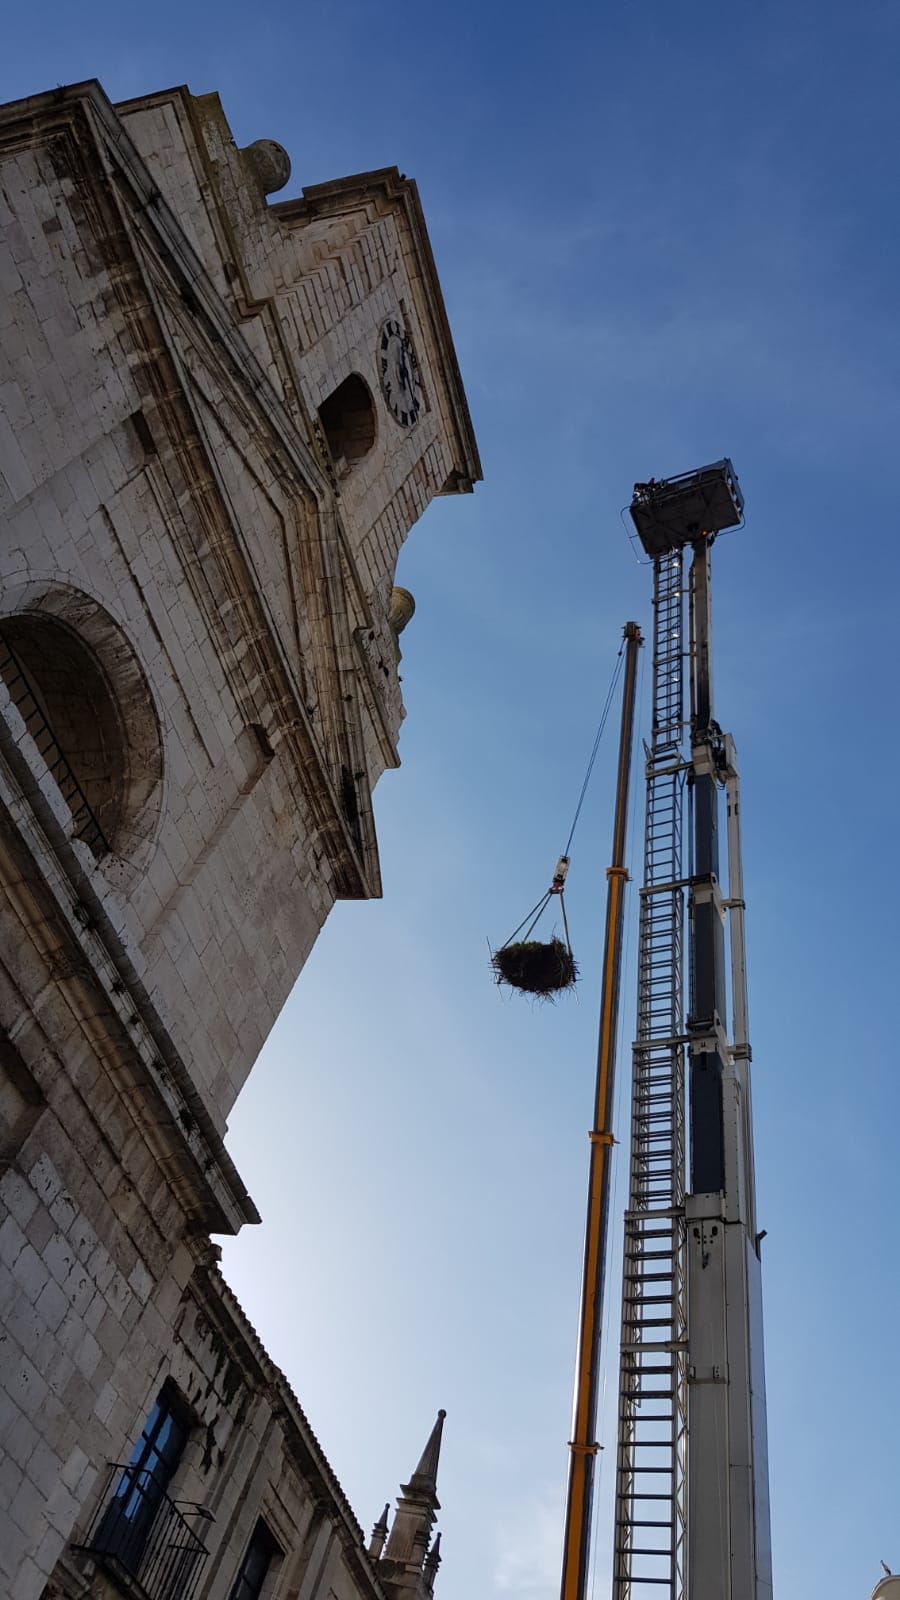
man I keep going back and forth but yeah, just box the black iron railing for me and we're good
[81,1463,210,1600]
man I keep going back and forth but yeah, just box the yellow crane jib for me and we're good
[559,620,642,1600]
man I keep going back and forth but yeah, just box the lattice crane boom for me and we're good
[612,462,772,1600]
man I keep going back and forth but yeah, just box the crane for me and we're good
[560,461,772,1600]
[560,619,642,1600]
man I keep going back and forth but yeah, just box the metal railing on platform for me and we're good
[81,1463,210,1600]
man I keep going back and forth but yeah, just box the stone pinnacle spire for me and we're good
[423,1531,442,1595]
[369,1503,390,1559]
[381,1410,446,1580]
[404,1409,446,1498]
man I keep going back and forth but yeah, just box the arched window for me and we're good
[0,605,161,861]
[317,374,376,472]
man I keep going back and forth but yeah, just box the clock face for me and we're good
[378,318,422,426]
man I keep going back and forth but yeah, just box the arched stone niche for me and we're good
[317,374,377,474]
[0,584,163,865]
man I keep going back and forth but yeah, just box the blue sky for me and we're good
[4,4,900,1597]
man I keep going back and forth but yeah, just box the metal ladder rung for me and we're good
[613,1578,671,1587]
[614,1484,672,1497]
[621,1342,686,1353]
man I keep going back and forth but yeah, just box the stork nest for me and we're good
[492,938,578,997]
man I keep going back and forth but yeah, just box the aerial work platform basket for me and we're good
[629,458,744,557]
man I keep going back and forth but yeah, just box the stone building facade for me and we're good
[0,78,479,1600]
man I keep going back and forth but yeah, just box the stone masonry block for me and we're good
[0,1173,39,1231]
[25,1207,55,1255]
[5,1409,40,1472]
[41,1475,79,1537]
[34,1277,68,1334]
[23,1440,59,1501]
[9,1241,45,1304]
[0,1213,28,1270]
[10,1553,43,1600]
[26,1156,61,1210]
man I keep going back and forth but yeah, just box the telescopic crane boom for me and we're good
[558,464,773,1600]
[560,620,642,1600]
[613,461,772,1600]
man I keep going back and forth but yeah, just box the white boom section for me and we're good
[613,540,772,1600]
[684,543,773,1600]
[684,731,772,1600]
[723,736,757,1239]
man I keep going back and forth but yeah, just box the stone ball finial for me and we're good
[240,138,292,195]
[389,587,416,636]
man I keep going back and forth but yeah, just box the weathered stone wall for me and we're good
[0,115,332,1128]
[0,80,481,1133]
[117,89,478,800]
[0,971,198,1597]
[44,1263,388,1600]
[0,77,478,1600]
